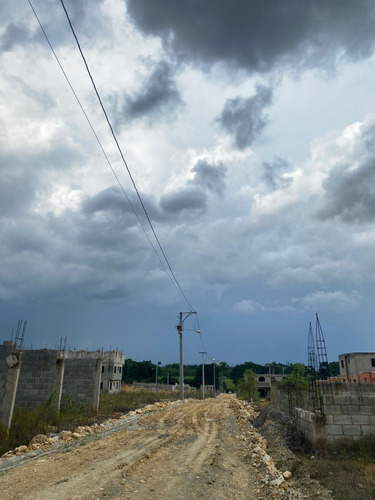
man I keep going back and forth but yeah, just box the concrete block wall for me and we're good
[292,386,375,447]
[271,379,290,414]
[14,349,64,409]
[62,358,102,411]
[295,408,320,444]
[323,393,375,444]
[0,342,22,431]
[64,350,125,394]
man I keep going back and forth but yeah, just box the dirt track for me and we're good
[0,395,329,499]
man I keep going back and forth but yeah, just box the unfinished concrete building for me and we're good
[0,341,125,431]
[100,350,125,393]
[256,373,287,398]
[338,352,375,383]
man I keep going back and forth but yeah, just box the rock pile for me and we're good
[0,398,185,463]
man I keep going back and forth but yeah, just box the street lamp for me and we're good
[176,311,197,401]
[200,351,207,399]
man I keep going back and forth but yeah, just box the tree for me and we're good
[328,361,339,376]
[122,359,155,383]
[284,363,308,408]
[230,361,266,383]
[237,369,259,401]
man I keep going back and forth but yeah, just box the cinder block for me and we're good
[342,405,360,415]
[350,396,360,404]
[324,404,342,415]
[352,415,370,425]
[357,396,373,405]
[331,395,351,405]
[306,412,315,423]
[343,425,361,436]
[360,426,375,435]
[360,406,375,415]
[333,415,352,425]
[325,424,343,436]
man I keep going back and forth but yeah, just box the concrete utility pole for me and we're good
[200,351,207,399]
[212,358,216,396]
[177,311,197,401]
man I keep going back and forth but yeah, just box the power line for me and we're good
[27,0,191,307]
[58,0,194,312]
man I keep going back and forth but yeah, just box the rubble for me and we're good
[0,398,185,463]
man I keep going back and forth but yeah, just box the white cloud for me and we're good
[291,290,361,312]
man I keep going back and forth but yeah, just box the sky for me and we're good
[1,0,375,367]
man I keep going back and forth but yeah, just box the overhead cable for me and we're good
[58,0,194,312]
[27,0,193,309]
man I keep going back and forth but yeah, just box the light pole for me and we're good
[200,351,207,399]
[155,362,161,389]
[177,311,197,401]
[212,358,216,396]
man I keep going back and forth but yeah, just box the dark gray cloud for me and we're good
[190,159,227,195]
[262,157,293,190]
[160,187,207,215]
[216,85,272,149]
[0,170,37,217]
[318,158,375,223]
[126,0,375,73]
[82,186,166,229]
[160,159,226,215]
[122,60,182,121]
[0,22,33,51]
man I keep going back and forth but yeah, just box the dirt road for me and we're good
[0,395,330,499]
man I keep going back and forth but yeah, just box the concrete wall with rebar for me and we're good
[14,349,64,410]
[0,342,22,432]
[272,380,375,447]
[0,343,125,429]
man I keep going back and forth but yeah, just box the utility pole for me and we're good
[212,358,216,396]
[155,364,158,389]
[177,311,197,401]
[200,351,207,399]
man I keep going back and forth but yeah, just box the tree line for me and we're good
[122,358,340,390]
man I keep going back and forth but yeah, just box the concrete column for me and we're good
[93,359,102,412]
[0,351,22,433]
[53,357,65,411]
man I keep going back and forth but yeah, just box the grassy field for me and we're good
[292,434,375,499]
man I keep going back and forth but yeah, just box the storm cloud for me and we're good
[2,0,375,363]
[318,124,375,223]
[122,60,182,121]
[216,85,273,149]
[190,159,227,196]
[126,0,375,73]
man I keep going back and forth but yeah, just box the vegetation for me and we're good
[283,363,309,408]
[237,369,259,401]
[295,437,375,500]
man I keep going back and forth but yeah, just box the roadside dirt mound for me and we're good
[253,404,332,499]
